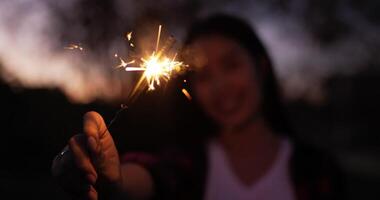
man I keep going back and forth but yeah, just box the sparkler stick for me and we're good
[101,104,128,135]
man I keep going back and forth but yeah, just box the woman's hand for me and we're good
[52,111,121,200]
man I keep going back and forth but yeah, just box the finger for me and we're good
[87,136,100,156]
[83,111,110,157]
[69,135,98,184]
[87,135,105,171]
[83,111,109,140]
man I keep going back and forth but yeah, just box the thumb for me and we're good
[82,111,121,184]
[83,111,110,155]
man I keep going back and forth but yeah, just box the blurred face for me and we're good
[191,35,262,129]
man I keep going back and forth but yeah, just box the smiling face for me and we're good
[191,35,262,129]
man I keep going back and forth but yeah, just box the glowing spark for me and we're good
[126,32,135,48]
[116,56,135,68]
[114,53,135,68]
[64,44,84,51]
[127,32,132,41]
[155,25,162,52]
[182,88,192,100]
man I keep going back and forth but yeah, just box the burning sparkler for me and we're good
[64,25,191,132]
[116,25,187,98]
[64,25,190,102]
[100,25,189,132]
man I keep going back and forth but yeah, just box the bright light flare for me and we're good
[117,25,186,94]
[136,53,183,90]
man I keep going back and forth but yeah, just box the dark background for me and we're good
[1,0,380,199]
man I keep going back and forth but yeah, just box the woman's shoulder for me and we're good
[289,140,345,199]
[290,141,340,176]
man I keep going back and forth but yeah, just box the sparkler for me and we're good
[116,25,187,99]
[104,25,190,130]
[65,25,191,133]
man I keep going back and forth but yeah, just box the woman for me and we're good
[52,14,343,200]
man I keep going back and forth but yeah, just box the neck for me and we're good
[218,117,280,156]
[216,118,283,186]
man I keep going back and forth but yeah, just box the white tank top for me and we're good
[204,139,295,200]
